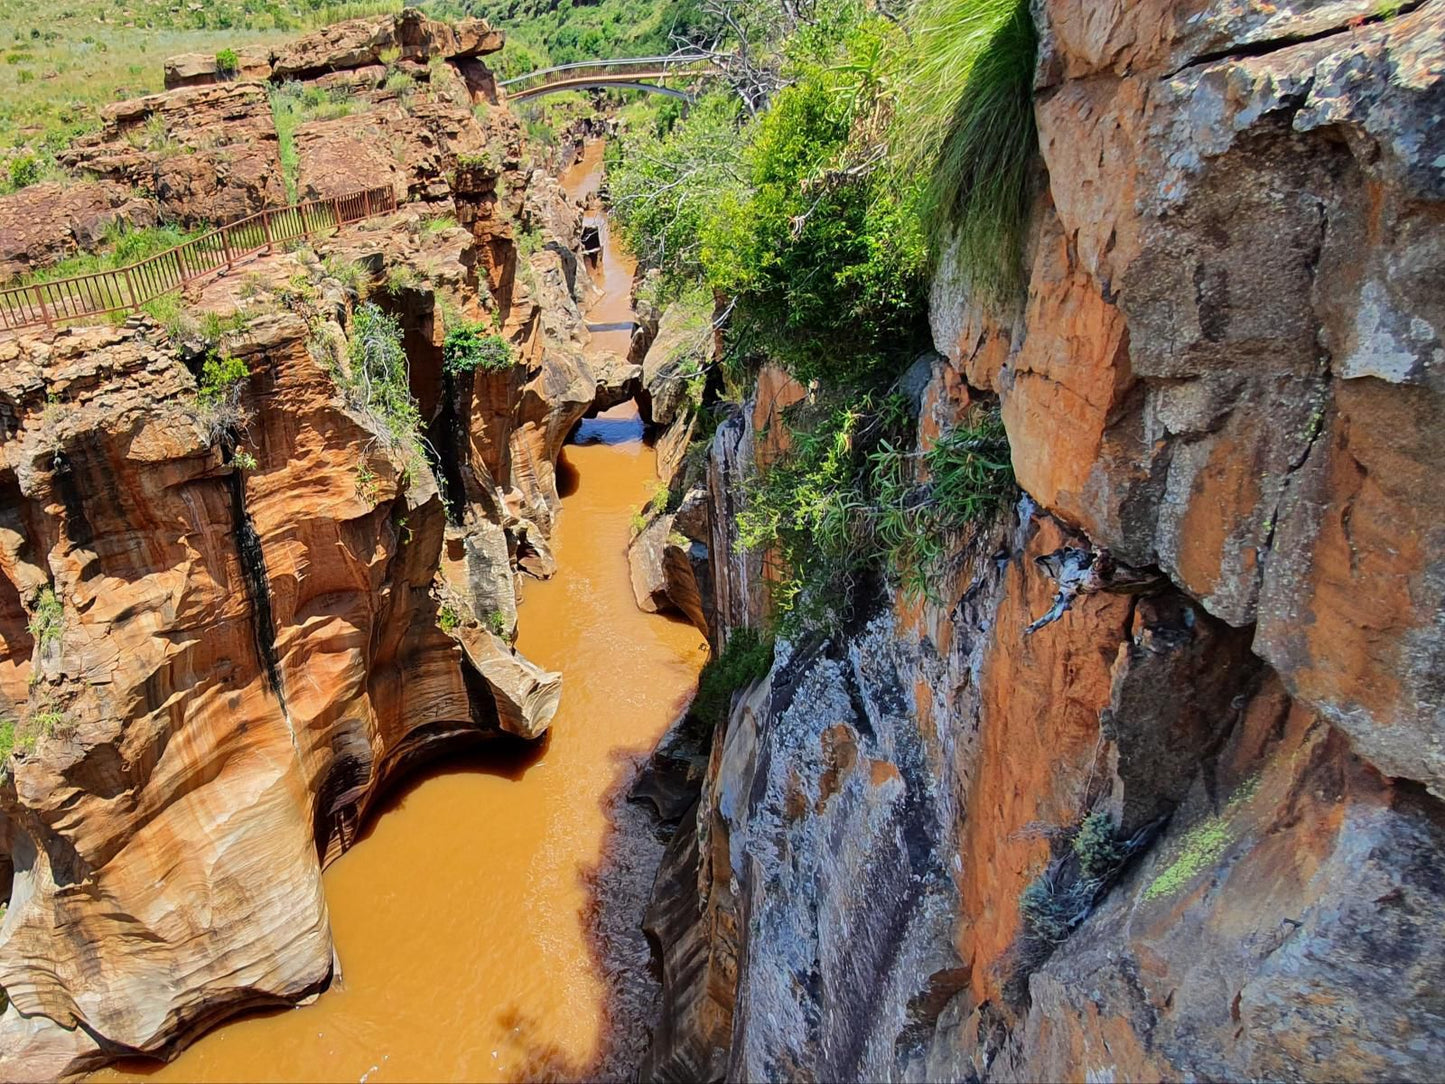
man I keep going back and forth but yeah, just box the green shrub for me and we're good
[214,47,239,76]
[486,610,508,638]
[7,152,40,189]
[197,350,249,404]
[739,397,1014,627]
[438,604,460,632]
[442,322,514,375]
[1074,810,1128,881]
[892,0,1038,302]
[690,627,774,731]
[231,449,259,471]
[27,586,62,650]
[343,302,422,453]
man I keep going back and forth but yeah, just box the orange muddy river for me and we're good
[102,142,706,1083]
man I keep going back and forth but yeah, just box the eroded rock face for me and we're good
[0,182,157,279]
[647,3,1445,1081]
[59,83,286,224]
[0,64,616,1073]
[269,10,502,82]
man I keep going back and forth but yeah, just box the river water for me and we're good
[101,141,705,1082]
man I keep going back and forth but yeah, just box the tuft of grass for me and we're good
[418,213,458,239]
[27,586,62,650]
[342,301,422,454]
[383,263,422,296]
[486,610,508,638]
[214,47,239,77]
[893,0,1038,304]
[323,254,371,297]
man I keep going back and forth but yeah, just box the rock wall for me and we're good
[647,2,1445,1081]
[0,19,622,1077]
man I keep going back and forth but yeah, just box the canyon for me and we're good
[0,2,1441,1083]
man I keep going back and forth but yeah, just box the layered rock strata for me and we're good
[0,19,623,1077]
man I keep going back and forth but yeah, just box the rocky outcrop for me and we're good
[163,52,270,89]
[58,82,286,224]
[269,10,502,82]
[0,182,156,279]
[0,28,625,1072]
[646,3,1445,1082]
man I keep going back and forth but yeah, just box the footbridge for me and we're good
[499,55,716,102]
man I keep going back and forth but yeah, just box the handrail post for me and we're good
[262,210,273,253]
[221,226,234,270]
[37,288,51,328]
[363,189,372,218]
[332,196,342,234]
[124,267,140,313]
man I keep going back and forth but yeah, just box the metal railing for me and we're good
[498,54,715,95]
[0,184,398,333]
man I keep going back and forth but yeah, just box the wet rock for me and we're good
[454,625,560,740]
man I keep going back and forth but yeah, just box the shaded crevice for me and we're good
[428,369,472,524]
[221,430,284,706]
[1167,1,1424,78]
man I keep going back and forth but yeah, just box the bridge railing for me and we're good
[499,54,715,91]
[0,184,397,334]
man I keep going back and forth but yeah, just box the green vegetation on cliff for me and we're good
[606,0,1032,626]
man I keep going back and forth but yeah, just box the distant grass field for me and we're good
[0,0,405,172]
[0,0,691,190]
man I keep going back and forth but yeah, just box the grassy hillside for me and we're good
[0,1,405,164]
[0,0,692,175]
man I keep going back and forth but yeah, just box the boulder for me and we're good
[454,625,560,740]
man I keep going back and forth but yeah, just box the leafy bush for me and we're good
[486,610,509,638]
[738,396,1014,627]
[892,0,1038,302]
[609,93,746,294]
[231,449,259,471]
[443,322,514,375]
[342,302,422,453]
[215,47,239,76]
[7,152,40,189]
[438,604,460,632]
[690,627,775,731]
[197,350,249,404]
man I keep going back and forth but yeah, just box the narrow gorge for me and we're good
[0,2,1441,1083]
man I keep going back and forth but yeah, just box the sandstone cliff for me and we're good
[0,13,624,1080]
[645,2,1445,1081]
